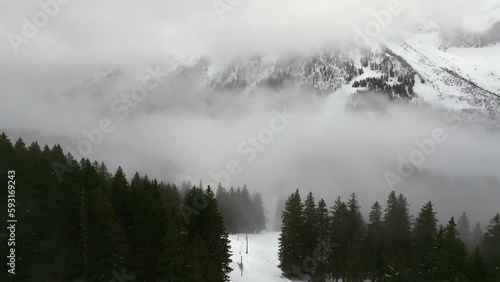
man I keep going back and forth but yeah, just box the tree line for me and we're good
[0,132,239,281]
[278,189,500,281]
[216,184,266,234]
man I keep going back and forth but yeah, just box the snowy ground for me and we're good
[229,232,293,282]
[385,30,500,110]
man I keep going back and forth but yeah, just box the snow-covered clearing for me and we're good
[229,232,292,282]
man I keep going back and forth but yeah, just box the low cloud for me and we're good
[1,0,498,228]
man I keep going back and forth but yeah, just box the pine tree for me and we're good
[472,221,483,249]
[183,186,232,281]
[226,186,238,233]
[252,193,266,234]
[216,183,230,231]
[330,196,349,281]
[482,213,500,281]
[382,191,412,281]
[467,246,489,281]
[160,183,181,215]
[0,133,236,281]
[110,167,133,237]
[204,186,233,281]
[301,192,318,278]
[345,192,365,281]
[278,189,304,279]
[22,142,81,281]
[158,219,190,282]
[365,201,384,282]
[86,188,129,281]
[432,225,446,280]
[412,201,438,281]
[458,212,471,249]
[240,185,252,233]
[434,217,470,281]
[142,178,168,280]
[313,198,331,282]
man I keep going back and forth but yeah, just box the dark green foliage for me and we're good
[458,212,471,249]
[278,189,494,282]
[86,188,128,281]
[158,219,190,282]
[345,192,366,281]
[159,185,233,282]
[0,133,232,281]
[313,198,331,282]
[433,218,470,281]
[365,201,384,282]
[252,193,267,233]
[278,189,304,279]
[382,191,412,281]
[472,221,483,249]
[216,183,266,234]
[412,201,438,281]
[482,213,500,281]
[301,192,318,277]
[329,196,349,281]
[467,247,489,281]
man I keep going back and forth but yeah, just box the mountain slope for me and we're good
[385,31,500,117]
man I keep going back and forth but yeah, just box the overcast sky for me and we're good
[1,0,499,227]
[1,0,496,66]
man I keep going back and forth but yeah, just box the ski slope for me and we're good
[229,232,292,282]
[385,31,500,111]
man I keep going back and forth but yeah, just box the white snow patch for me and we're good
[229,232,292,282]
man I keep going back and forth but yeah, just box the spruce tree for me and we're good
[22,143,81,281]
[158,219,190,282]
[226,186,238,233]
[365,201,384,282]
[434,217,470,281]
[86,188,129,281]
[204,187,233,281]
[345,192,365,281]
[0,133,235,281]
[278,189,304,279]
[183,186,232,281]
[467,246,489,281]
[412,201,438,281]
[301,192,318,278]
[313,198,331,282]
[252,193,266,234]
[110,167,133,237]
[472,221,483,249]
[240,185,252,233]
[482,213,500,281]
[458,212,471,249]
[382,191,412,281]
[330,196,349,281]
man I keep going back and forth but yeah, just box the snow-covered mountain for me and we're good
[60,15,500,127]
[167,33,499,120]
